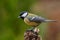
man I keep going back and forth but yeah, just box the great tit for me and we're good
[18,11,56,30]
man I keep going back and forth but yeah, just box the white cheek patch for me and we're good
[22,12,27,17]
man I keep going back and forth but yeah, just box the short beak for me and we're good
[18,16,20,18]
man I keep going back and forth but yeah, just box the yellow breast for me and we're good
[24,18,39,27]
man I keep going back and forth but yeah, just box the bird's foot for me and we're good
[26,27,40,34]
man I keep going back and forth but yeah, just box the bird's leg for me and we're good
[27,27,40,33]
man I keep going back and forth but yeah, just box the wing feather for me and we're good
[28,16,45,23]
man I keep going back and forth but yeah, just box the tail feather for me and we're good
[44,20,56,22]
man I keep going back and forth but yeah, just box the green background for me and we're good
[0,0,47,40]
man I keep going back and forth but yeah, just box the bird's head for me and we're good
[18,11,28,19]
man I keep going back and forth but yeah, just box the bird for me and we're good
[18,11,56,30]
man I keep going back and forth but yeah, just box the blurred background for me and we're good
[0,0,60,40]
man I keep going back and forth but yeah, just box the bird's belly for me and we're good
[24,18,39,27]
